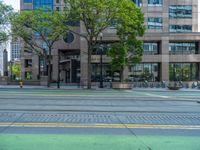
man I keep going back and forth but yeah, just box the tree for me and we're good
[64,0,145,88]
[11,9,69,87]
[107,36,144,82]
[0,1,13,42]
[12,64,22,80]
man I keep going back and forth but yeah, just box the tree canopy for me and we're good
[11,9,69,86]
[64,0,145,87]
[0,1,13,42]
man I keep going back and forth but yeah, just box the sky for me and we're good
[2,0,20,10]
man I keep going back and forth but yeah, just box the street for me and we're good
[0,89,200,150]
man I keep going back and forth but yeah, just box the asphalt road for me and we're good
[0,89,200,150]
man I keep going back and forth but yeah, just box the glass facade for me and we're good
[129,63,159,82]
[33,0,53,10]
[91,64,112,82]
[143,42,159,55]
[25,71,32,80]
[169,42,198,55]
[148,18,163,29]
[92,43,111,55]
[23,0,32,3]
[169,63,198,81]
[169,5,192,19]
[148,0,163,6]
[133,0,142,7]
[169,25,192,33]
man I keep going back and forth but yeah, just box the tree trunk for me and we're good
[119,67,124,82]
[87,43,92,89]
[47,59,51,88]
[47,49,52,88]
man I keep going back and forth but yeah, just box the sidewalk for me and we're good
[1,84,200,92]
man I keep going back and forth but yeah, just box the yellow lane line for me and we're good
[0,122,200,129]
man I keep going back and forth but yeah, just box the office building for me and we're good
[20,0,200,84]
[10,39,21,61]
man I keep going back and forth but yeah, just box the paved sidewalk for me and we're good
[1,84,200,92]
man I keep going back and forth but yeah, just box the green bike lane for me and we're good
[0,120,200,150]
[1,89,200,98]
[1,131,200,150]
[0,89,200,150]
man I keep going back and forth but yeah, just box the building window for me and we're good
[133,0,142,7]
[56,0,60,3]
[148,0,163,6]
[56,7,60,11]
[91,64,112,82]
[25,71,32,80]
[143,42,159,55]
[39,57,48,76]
[169,63,198,81]
[25,59,32,68]
[63,32,75,44]
[169,5,192,19]
[23,0,32,3]
[34,0,53,10]
[169,25,192,33]
[148,18,163,29]
[169,42,198,55]
[129,63,159,82]
[92,43,111,55]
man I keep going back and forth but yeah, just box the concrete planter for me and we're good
[0,76,8,85]
[167,86,181,90]
[167,82,182,90]
[112,82,132,89]
[40,76,48,86]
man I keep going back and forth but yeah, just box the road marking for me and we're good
[0,122,200,130]
[143,93,169,99]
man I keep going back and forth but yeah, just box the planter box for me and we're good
[112,82,132,89]
[40,76,48,86]
[0,76,8,85]
[167,86,181,90]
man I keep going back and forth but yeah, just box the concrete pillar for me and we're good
[52,49,58,81]
[160,37,169,81]
[80,37,88,86]
[32,54,39,80]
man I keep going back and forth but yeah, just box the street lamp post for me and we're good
[57,50,60,89]
[99,33,103,88]
[9,60,13,80]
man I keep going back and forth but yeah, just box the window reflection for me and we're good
[148,18,163,29]
[129,63,159,82]
[169,5,192,19]
[148,0,163,6]
[169,42,197,54]
[144,42,159,55]
[169,63,198,81]
[169,25,192,33]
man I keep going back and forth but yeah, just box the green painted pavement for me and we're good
[0,134,200,150]
[1,90,200,101]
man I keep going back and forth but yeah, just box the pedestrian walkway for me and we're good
[1,84,200,92]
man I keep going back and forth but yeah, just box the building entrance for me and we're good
[59,50,80,84]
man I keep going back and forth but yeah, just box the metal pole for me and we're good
[100,46,103,88]
[99,33,103,88]
[57,50,60,89]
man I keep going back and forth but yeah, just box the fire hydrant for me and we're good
[19,81,23,88]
